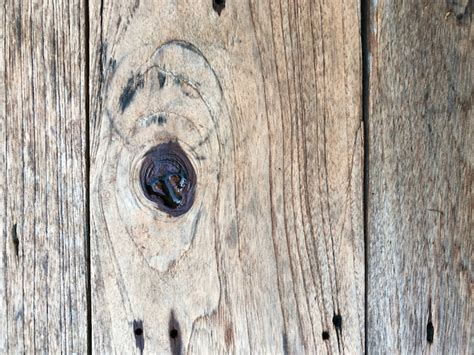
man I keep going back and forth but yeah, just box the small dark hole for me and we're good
[322,331,330,340]
[212,0,225,15]
[134,328,143,336]
[332,314,342,329]
[170,329,178,339]
[427,321,434,343]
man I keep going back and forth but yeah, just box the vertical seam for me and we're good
[361,0,370,353]
[83,0,92,353]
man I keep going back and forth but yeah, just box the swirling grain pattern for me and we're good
[90,0,363,353]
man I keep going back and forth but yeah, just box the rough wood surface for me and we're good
[89,0,363,353]
[0,0,88,353]
[367,0,473,353]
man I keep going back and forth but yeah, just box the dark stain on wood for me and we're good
[99,42,109,84]
[282,332,289,355]
[427,299,434,344]
[119,74,144,112]
[146,114,167,127]
[158,71,166,88]
[173,76,182,86]
[133,319,145,354]
[157,115,166,125]
[332,313,342,330]
[11,223,19,257]
[109,58,117,73]
[168,311,182,355]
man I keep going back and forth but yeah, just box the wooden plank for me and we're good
[0,0,88,353]
[0,3,6,352]
[367,0,472,353]
[90,0,363,353]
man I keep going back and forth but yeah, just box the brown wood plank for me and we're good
[0,0,88,353]
[89,0,363,353]
[367,0,472,353]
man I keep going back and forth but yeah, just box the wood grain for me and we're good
[89,0,363,353]
[0,0,88,353]
[367,0,473,353]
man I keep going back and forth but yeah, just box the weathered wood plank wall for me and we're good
[367,0,472,353]
[89,0,363,353]
[0,0,472,354]
[0,0,88,353]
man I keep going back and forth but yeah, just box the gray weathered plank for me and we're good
[90,0,363,353]
[367,0,473,353]
[0,0,88,353]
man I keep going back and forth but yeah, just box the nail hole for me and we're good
[133,320,145,354]
[119,75,144,112]
[322,331,330,340]
[169,310,182,355]
[332,314,342,330]
[427,321,434,343]
[170,329,178,339]
[212,0,225,15]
